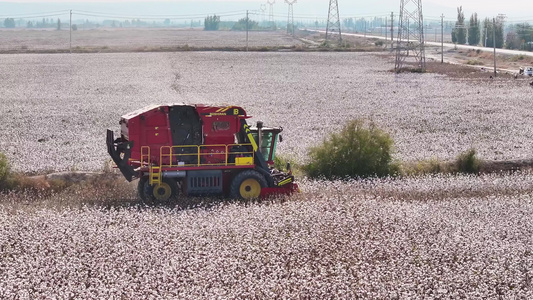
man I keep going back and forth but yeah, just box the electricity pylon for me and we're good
[260,4,267,22]
[285,0,296,35]
[267,0,275,26]
[395,0,426,72]
[325,0,342,43]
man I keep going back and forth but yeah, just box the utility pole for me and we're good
[69,10,72,54]
[325,0,342,43]
[484,27,487,47]
[246,10,249,51]
[493,17,496,77]
[385,17,388,40]
[390,12,394,41]
[390,11,394,50]
[441,14,444,63]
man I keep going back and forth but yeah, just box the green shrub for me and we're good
[0,152,12,190]
[375,40,384,46]
[304,119,398,179]
[455,148,480,174]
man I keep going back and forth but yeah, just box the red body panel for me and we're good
[120,104,249,165]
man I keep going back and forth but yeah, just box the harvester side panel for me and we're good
[131,106,172,166]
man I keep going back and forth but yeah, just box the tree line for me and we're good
[452,6,533,51]
[203,15,276,31]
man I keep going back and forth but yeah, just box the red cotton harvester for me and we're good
[107,104,298,204]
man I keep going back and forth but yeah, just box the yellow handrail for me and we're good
[141,143,254,168]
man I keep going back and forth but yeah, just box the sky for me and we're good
[1,1,532,24]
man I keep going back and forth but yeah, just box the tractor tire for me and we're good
[229,170,267,200]
[138,177,179,206]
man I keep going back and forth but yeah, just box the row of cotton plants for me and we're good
[1,173,532,298]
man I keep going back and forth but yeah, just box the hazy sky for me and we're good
[1,1,532,23]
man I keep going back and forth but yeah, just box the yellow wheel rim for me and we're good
[239,178,262,199]
[153,182,172,201]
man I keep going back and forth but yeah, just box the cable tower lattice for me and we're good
[325,0,342,43]
[267,0,275,25]
[285,0,296,35]
[260,4,267,22]
[395,0,426,72]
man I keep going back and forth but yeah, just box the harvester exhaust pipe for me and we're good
[106,129,137,182]
[257,121,263,154]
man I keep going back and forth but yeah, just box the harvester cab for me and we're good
[106,104,298,204]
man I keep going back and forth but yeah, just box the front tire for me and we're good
[229,170,267,200]
[137,177,179,205]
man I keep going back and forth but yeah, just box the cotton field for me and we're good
[1,174,533,298]
[1,51,532,173]
[2,49,533,298]
[0,29,304,52]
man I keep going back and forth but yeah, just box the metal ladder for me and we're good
[149,165,161,185]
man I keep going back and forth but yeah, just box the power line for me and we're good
[0,10,70,18]
[0,12,70,19]
[75,9,246,18]
[74,10,246,20]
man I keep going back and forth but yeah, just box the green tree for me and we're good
[482,18,491,47]
[204,15,220,31]
[343,18,354,31]
[468,13,480,45]
[231,17,258,31]
[506,31,521,49]
[482,18,504,48]
[495,19,504,48]
[516,23,533,50]
[453,7,467,44]
[3,18,15,28]
[57,18,61,30]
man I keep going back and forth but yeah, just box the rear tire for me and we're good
[229,170,267,200]
[138,177,179,206]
